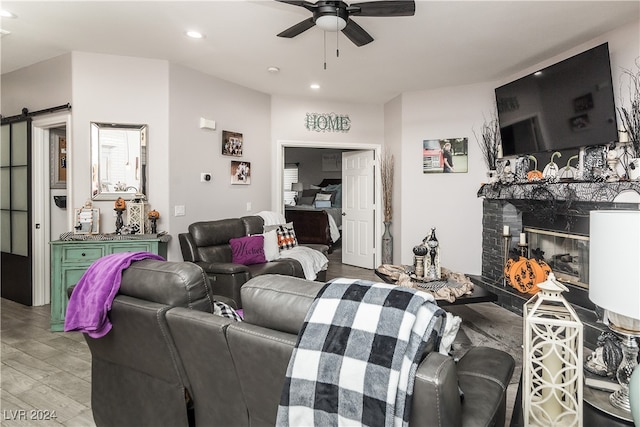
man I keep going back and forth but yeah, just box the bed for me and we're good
[285,179,342,251]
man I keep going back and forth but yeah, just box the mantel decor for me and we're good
[478,181,640,203]
[473,113,500,177]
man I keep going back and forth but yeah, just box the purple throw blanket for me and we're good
[64,251,165,338]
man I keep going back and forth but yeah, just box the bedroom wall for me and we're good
[284,147,348,190]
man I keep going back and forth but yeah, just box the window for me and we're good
[283,163,299,205]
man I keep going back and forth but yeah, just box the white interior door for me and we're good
[341,150,375,268]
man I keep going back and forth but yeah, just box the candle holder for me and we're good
[114,208,125,235]
[502,232,511,287]
[518,243,529,258]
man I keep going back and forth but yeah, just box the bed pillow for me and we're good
[262,229,279,261]
[230,235,267,265]
[276,224,298,251]
[299,196,315,206]
[314,192,333,202]
[325,183,342,207]
[301,188,320,198]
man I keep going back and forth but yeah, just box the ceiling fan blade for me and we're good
[275,0,317,12]
[348,1,415,17]
[341,20,374,47]
[277,17,316,38]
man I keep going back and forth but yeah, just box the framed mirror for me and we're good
[91,122,147,200]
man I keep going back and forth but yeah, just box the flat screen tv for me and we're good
[496,43,618,157]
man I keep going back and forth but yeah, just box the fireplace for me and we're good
[476,180,640,347]
[526,227,589,288]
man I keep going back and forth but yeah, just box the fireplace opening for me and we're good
[525,227,589,289]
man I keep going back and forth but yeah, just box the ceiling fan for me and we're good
[276,0,416,47]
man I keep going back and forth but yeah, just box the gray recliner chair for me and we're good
[76,259,219,427]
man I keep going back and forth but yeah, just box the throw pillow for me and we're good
[229,235,267,265]
[314,192,333,202]
[276,224,298,251]
[299,196,315,206]
[262,229,279,261]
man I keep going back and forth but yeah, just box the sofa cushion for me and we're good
[276,224,298,251]
[230,235,266,265]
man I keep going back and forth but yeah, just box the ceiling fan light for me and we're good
[315,15,347,32]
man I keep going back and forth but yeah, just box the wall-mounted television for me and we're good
[496,43,618,157]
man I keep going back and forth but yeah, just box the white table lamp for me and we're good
[589,210,640,412]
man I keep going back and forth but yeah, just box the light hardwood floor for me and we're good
[1,248,522,426]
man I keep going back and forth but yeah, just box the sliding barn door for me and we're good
[1,119,33,305]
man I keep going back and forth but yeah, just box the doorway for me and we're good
[276,140,381,269]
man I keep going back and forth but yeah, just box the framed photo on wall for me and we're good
[423,138,468,173]
[230,161,251,185]
[222,130,243,156]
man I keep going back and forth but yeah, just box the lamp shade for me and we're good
[291,182,304,192]
[589,210,640,322]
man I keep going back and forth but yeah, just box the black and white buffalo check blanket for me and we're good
[276,278,448,427]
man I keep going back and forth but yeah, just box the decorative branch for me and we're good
[474,113,501,170]
[617,58,640,156]
[380,148,394,222]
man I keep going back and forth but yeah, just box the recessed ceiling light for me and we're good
[185,30,204,39]
[0,10,16,18]
[310,83,320,90]
[534,71,543,77]
[267,66,280,73]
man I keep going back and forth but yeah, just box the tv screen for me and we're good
[496,43,618,157]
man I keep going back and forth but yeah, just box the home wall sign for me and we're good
[305,112,351,133]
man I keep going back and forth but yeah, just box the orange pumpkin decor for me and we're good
[147,210,160,220]
[526,155,543,181]
[504,248,552,294]
[114,197,126,210]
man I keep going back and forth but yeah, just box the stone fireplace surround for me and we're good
[474,180,640,348]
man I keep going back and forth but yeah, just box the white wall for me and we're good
[399,83,496,274]
[70,52,170,246]
[167,64,272,260]
[384,95,403,263]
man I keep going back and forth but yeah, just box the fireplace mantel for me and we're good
[478,181,640,203]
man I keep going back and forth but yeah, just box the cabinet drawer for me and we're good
[110,243,155,253]
[61,246,105,263]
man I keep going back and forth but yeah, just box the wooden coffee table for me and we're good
[374,268,497,307]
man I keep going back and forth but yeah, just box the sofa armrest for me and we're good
[178,233,199,262]
[456,347,515,427]
[411,351,462,426]
[195,261,250,275]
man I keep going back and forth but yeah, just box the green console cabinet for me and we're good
[50,237,169,331]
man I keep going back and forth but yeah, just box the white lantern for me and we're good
[126,192,148,234]
[523,272,583,426]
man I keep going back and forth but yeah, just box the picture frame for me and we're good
[222,130,243,156]
[50,129,67,189]
[422,137,468,173]
[230,161,251,185]
[74,207,100,234]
